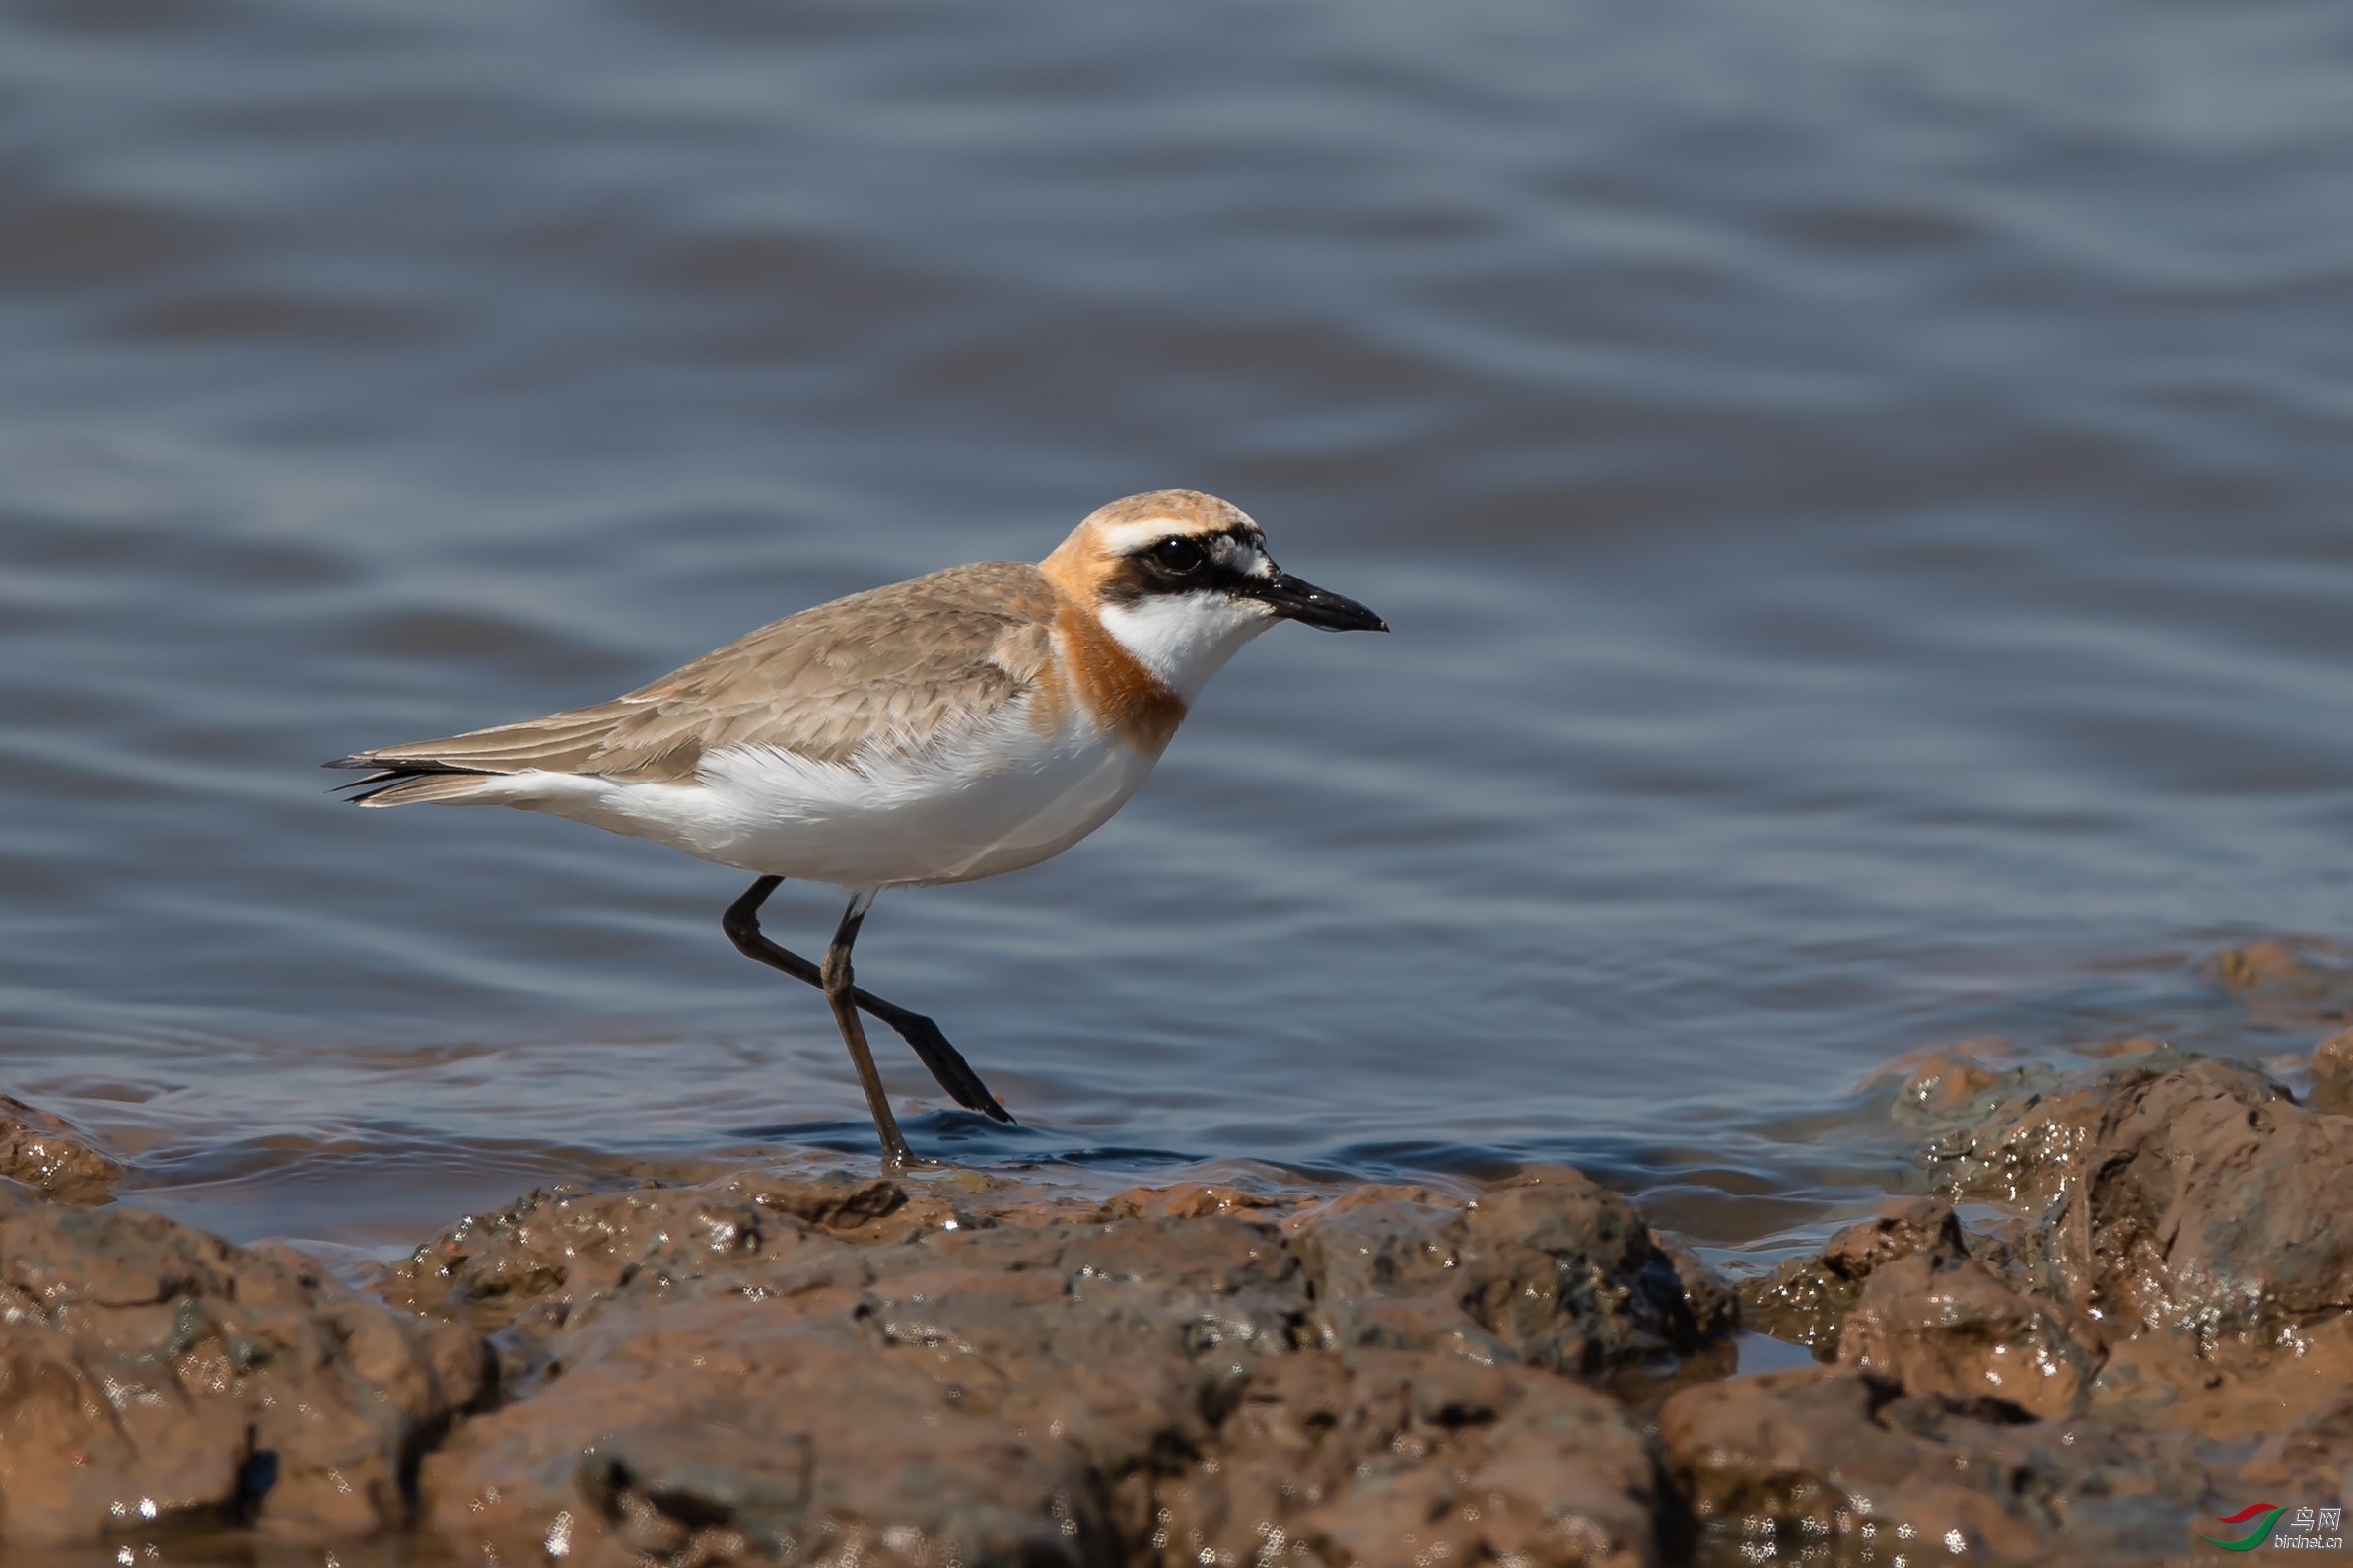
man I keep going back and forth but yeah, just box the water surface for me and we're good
[4,0,2352,1269]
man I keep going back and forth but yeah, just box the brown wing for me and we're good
[331,561,1062,791]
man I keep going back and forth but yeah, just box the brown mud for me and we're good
[8,943,2353,1566]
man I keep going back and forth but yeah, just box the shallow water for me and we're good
[3,0,2352,1270]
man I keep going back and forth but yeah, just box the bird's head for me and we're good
[1040,489,1386,701]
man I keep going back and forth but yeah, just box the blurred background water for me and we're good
[3,0,2352,1266]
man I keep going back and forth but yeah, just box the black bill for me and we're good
[1250,571,1389,632]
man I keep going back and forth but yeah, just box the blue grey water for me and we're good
[3,0,2352,1267]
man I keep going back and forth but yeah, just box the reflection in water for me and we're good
[1,0,2351,1264]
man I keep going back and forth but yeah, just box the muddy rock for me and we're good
[1822,1197,1967,1277]
[1290,1166,1735,1375]
[1737,1195,2100,1416]
[2310,1028,2353,1116]
[1871,1043,2028,1124]
[1834,1250,2102,1420]
[1920,1045,2242,1211]
[1737,1199,2103,1419]
[0,1094,124,1203]
[1981,1055,2353,1443]
[1737,1197,1967,1355]
[1658,1366,2215,1565]
[380,1169,957,1389]
[1768,1051,2353,1458]
[1150,1349,1658,1568]
[2238,1394,2353,1502]
[432,1280,1123,1568]
[2204,937,2353,1025]
[0,1185,488,1548]
[2011,1058,2353,1356]
[397,1167,1729,1567]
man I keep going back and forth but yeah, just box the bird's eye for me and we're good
[1149,536,1204,575]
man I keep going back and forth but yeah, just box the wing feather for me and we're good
[330,562,1062,790]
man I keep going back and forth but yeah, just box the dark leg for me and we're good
[723,878,1012,1123]
[819,890,921,1168]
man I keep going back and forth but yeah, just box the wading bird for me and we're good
[330,490,1386,1165]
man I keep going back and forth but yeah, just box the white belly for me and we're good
[458,697,1163,889]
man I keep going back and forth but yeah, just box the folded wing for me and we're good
[328,561,1062,805]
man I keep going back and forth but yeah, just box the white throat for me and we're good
[1094,593,1279,704]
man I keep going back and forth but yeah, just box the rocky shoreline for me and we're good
[5,944,2352,1566]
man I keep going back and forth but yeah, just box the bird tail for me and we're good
[322,757,501,806]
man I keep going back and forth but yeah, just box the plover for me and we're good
[329,489,1386,1166]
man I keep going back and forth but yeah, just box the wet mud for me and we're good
[9,946,2353,1564]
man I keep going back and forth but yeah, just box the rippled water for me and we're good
[4,0,2353,1272]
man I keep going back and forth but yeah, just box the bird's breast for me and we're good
[1031,599,1188,757]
